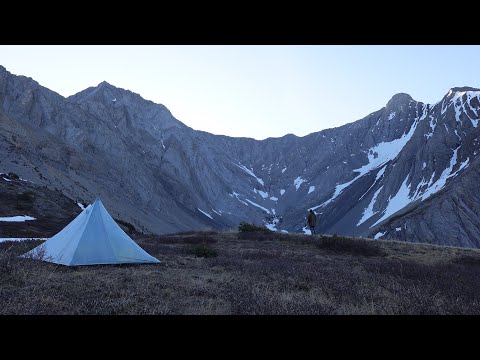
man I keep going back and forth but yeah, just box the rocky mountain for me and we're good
[1,65,480,247]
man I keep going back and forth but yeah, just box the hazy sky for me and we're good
[1,45,479,140]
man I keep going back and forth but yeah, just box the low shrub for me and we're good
[238,231,277,241]
[192,244,218,258]
[175,230,218,236]
[183,235,217,245]
[15,191,35,210]
[238,221,272,233]
[452,254,480,266]
[316,236,385,257]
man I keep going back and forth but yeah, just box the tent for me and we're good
[22,198,160,266]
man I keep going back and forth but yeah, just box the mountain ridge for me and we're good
[2,65,480,247]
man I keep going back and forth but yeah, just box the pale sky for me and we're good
[1,45,479,140]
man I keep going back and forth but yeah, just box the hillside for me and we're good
[1,231,480,314]
[0,172,81,238]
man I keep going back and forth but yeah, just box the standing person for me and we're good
[307,209,317,235]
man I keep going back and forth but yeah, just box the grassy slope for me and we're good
[1,231,480,315]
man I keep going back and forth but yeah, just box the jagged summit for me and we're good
[68,80,141,105]
[386,93,413,107]
[96,81,120,91]
[64,76,183,130]
[446,86,480,97]
[449,86,480,93]
[92,80,123,93]
[98,80,113,86]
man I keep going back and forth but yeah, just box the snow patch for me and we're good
[388,112,396,120]
[357,186,383,226]
[270,196,278,201]
[422,162,426,170]
[280,189,285,195]
[294,176,305,190]
[451,93,464,123]
[466,91,480,127]
[0,215,36,222]
[466,91,480,116]
[357,117,419,177]
[308,186,315,194]
[245,199,270,214]
[374,231,386,240]
[418,148,459,201]
[358,166,386,201]
[212,209,222,216]
[282,167,287,173]
[372,176,412,227]
[441,98,449,115]
[265,223,277,231]
[375,166,387,181]
[0,237,47,243]
[229,191,249,206]
[395,227,402,232]
[235,163,264,186]
[302,226,312,235]
[454,129,461,141]
[257,190,269,199]
[424,115,437,140]
[265,214,280,231]
[449,91,480,125]
[450,157,469,177]
[198,208,213,219]
[77,202,85,210]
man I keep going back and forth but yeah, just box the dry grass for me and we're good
[1,232,480,314]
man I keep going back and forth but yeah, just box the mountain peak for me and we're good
[386,93,413,108]
[98,80,115,88]
[68,81,126,104]
[447,86,480,96]
[96,81,120,93]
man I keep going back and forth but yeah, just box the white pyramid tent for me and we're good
[22,198,160,266]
